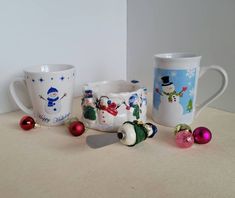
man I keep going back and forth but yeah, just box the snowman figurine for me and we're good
[140,88,147,117]
[39,87,66,114]
[97,96,119,126]
[82,90,97,124]
[128,94,141,120]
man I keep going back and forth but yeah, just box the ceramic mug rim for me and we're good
[155,53,201,60]
[24,64,75,74]
[84,80,143,97]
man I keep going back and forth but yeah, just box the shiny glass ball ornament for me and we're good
[174,124,192,135]
[193,127,212,144]
[19,116,36,131]
[68,121,86,136]
[175,130,194,148]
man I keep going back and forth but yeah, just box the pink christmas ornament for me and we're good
[193,127,212,144]
[175,130,194,148]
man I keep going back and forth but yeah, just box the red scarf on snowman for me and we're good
[99,102,118,116]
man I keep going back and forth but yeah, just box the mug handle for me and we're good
[9,77,33,115]
[195,65,228,117]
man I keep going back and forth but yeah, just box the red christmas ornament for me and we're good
[19,116,36,131]
[68,121,86,136]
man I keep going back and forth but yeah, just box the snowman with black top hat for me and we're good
[155,76,187,120]
[156,76,187,103]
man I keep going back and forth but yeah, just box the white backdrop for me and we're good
[127,0,235,112]
[1,0,234,113]
[0,0,127,113]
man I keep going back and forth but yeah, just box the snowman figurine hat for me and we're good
[47,87,58,94]
[84,90,93,98]
[129,93,138,106]
[145,122,158,138]
[161,76,173,86]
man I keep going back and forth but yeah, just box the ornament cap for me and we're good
[174,123,192,135]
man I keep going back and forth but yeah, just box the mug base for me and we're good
[35,118,66,127]
[151,115,193,128]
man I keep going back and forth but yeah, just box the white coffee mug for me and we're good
[10,64,76,126]
[152,53,228,127]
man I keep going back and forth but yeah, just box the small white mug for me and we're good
[152,53,228,127]
[10,64,76,126]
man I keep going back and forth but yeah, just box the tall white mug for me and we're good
[152,53,228,127]
[10,64,76,126]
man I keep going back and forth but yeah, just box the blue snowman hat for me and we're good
[47,87,58,94]
[84,90,93,98]
[129,94,138,106]
[146,123,158,138]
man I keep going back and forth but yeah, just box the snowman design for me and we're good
[97,96,120,126]
[128,94,141,120]
[156,76,187,103]
[140,88,147,116]
[156,76,187,117]
[39,87,67,114]
[81,90,97,123]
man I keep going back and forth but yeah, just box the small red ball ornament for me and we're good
[68,121,86,136]
[19,116,36,130]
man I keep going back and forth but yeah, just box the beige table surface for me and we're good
[0,96,234,198]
